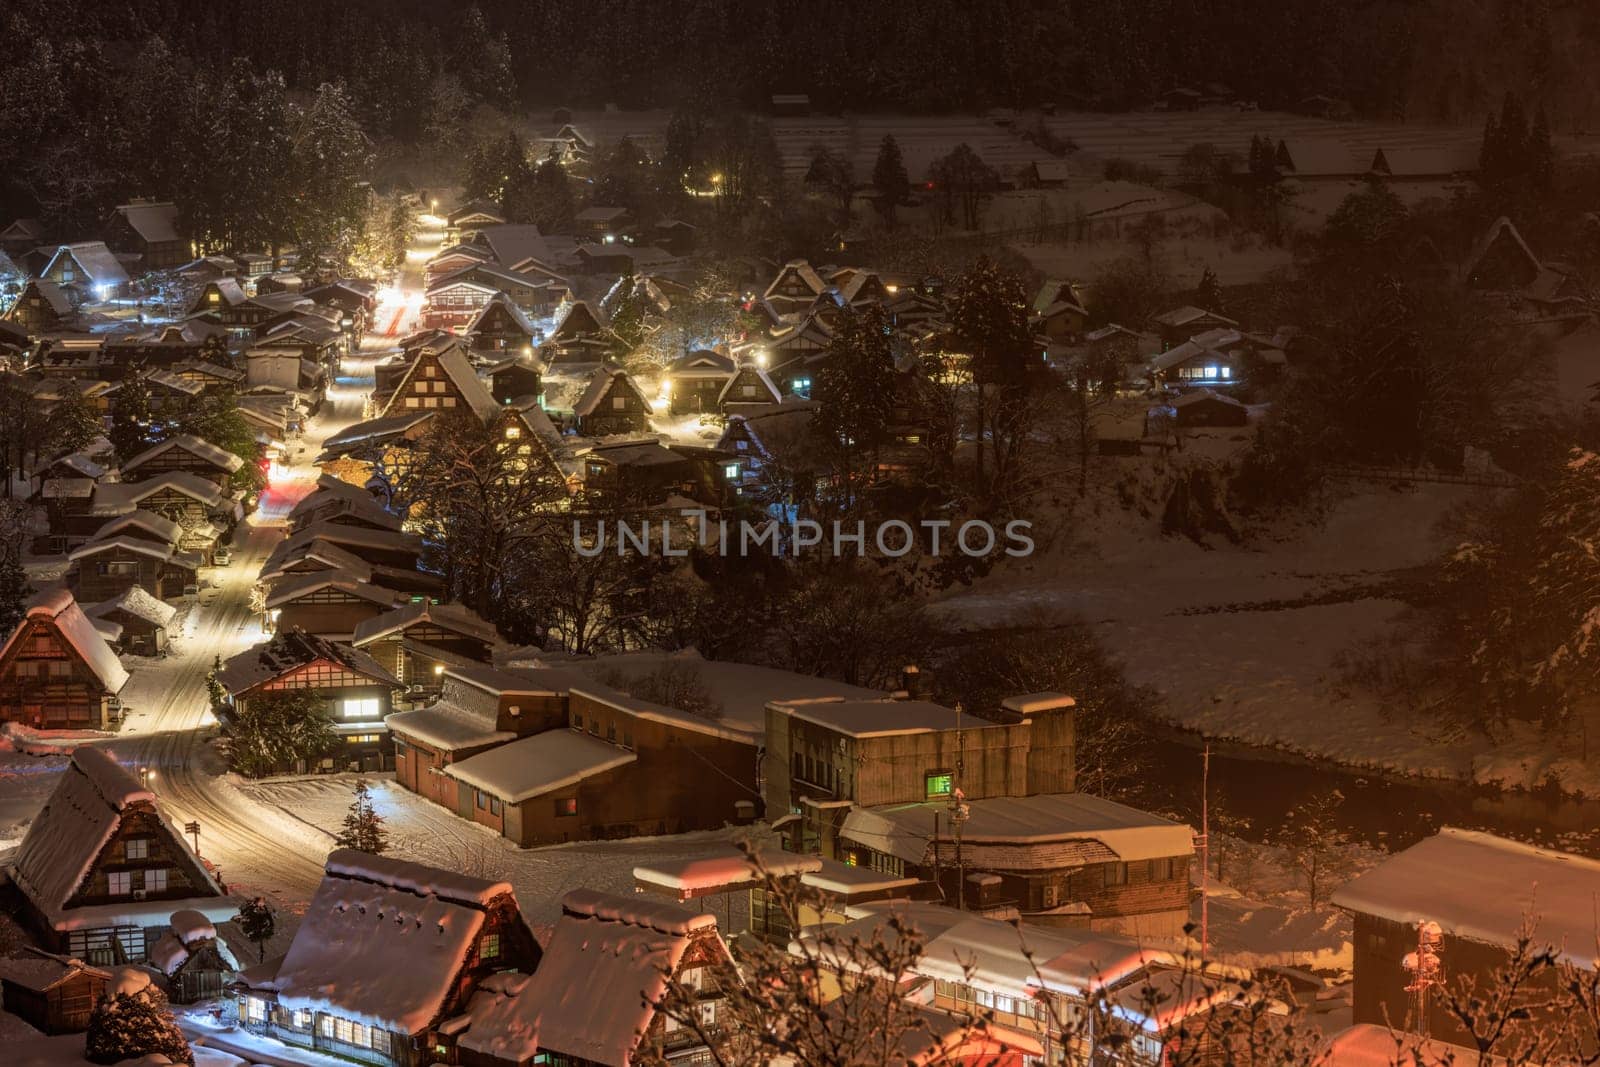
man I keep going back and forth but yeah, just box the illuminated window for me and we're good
[1221,367,1232,379]
[505,426,521,439]
[924,771,953,799]
[124,839,148,861]
[342,697,380,721]
[1203,365,1218,378]
[108,871,132,895]
[244,997,267,1023]
[554,797,577,817]
[723,463,739,479]
[612,396,626,410]
[479,932,501,959]
[143,868,168,892]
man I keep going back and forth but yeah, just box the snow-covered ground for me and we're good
[937,470,1600,793]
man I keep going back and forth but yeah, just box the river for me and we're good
[1128,730,1600,858]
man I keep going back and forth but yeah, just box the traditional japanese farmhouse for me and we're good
[86,586,179,656]
[120,433,244,489]
[539,300,624,364]
[352,601,502,688]
[103,201,186,270]
[0,951,112,1034]
[382,338,500,421]
[1332,828,1600,1047]
[764,260,828,321]
[234,850,540,1067]
[264,573,409,641]
[1150,305,1238,348]
[10,747,232,964]
[0,590,128,729]
[3,279,75,333]
[665,349,735,414]
[287,475,402,535]
[572,367,652,436]
[216,628,402,772]
[69,531,198,603]
[453,889,732,1067]
[464,292,541,354]
[39,242,130,302]
[719,361,783,415]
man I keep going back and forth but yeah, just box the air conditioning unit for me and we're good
[132,890,147,901]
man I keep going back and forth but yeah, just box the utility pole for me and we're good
[951,702,969,911]
[1202,743,1210,956]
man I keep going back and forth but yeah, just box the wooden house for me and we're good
[69,534,199,604]
[719,361,783,414]
[1148,328,1250,388]
[1031,280,1089,340]
[217,628,402,773]
[286,475,402,535]
[104,201,187,270]
[0,217,46,255]
[258,537,442,604]
[764,259,828,320]
[572,367,652,436]
[382,339,501,422]
[573,205,631,239]
[715,404,815,498]
[86,586,179,656]
[39,242,130,302]
[264,574,408,642]
[267,521,424,573]
[839,793,1194,938]
[121,433,244,489]
[1023,159,1072,188]
[455,891,733,1067]
[91,472,232,556]
[352,601,501,689]
[447,199,508,242]
[579,441,700,505]
[0,951,112,1034]
[1164,389,1249,429]
[764,690,1077,863]
[482,354,543,405]
[666,350,735,415]
[142,368,206,413]
[10,746,232,963]
[464,292,541,354]
[426,265,557,330]
[1333,829,1599,1048]
[1150,305,1238,348]
[233,850,540,1067]
[539,300,624,365]
[437,678,759,848]
[3,279,74,333]
[146,909,240,1004]
[424,243,492,288]
[0,590,128,730]
[387,665,574,810]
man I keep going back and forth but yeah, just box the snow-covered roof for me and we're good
[841,794,1193,867]
[1330,828,1600,968]
[92,509,183,545]
[571,681,760,744]
[0,952,111,993]
[544,650,884,739]
[122,433,243,475]
[10,747,227,928]
[88,586,179,630]
[44,242,130,287]
[459,890,721,1066]
[353,600,500,648]
[217,629,401,696]
[262,573,405,612]
[572,367,647,417]
[68,534,183,565]
[255,849,513,1035]
[112,201,181,245]
[385,704,515,753]
[633,848,825,896]
[1,589,129,695]
[95,470,226,510]
[444,729,636,803]
[768,697,997,739]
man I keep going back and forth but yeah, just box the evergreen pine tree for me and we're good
[235,896,276,963]
[1195,266,1224,311]
[871,134,909,225]
[336,779,388,854]
[531,152,574,232]
[1529,107,1555,192]
[85,983,194,1066]
[0,555,31,638]
[206,654,225,711]
[109,375,154,463]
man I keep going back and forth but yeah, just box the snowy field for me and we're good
[937,474,1600,792]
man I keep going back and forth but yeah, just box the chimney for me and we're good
[898,665,932,700]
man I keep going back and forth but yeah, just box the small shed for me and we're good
[0,951,112,1034]
[146,909,241,1004]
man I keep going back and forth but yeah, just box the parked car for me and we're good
[213,547,232,566]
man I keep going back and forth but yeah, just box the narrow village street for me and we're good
[103,215,435,905]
